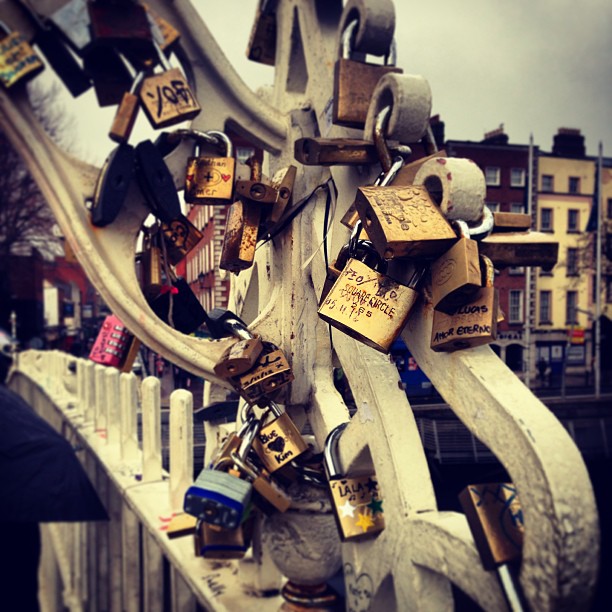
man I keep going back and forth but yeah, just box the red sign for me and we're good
[568,327,585,345]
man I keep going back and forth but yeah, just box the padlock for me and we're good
[83,46,133,107]
[184,131,236,205]
[88,314,133,368]
[324,423,385,541]
[213,318,264,379]
[88,0,154,58]
[318,226,426,353]
[333,19,402,128]
[90,142,135,227]
[202,307,251,339]
[134,139,181,222]
[459,483,527,611]
[0,20,44,88]
[48,0,93,56]
[250,401,309,473]
[144,4,180,53]
[431,255,499,352]
[246,0,277,66]
[294,138,381,166]
[478,232,559,269]
[231,342,294,406]
[149,276,207,334]
[138,41,200,129]
[430,220,482,315]
[159,215,203,265]
[219,156,265,273]
[108,70,145,143]
[267,164,296,227]
[139,229,163,300]
[492,212,532,233]
[195,519,251,560]
[184,414,263,528]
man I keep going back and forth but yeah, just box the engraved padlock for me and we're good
[185,130,236,204]
[159,214,203,265]
[333,19,402,129]
[138,41,200,129]
[213,317,264,379]
[0,21,45,88]
[324,423,385,541]
[431,219,482,315]
[231,341,294,406]
[431,255,499,352]
[250,401,309,473]
[318,224,425,353]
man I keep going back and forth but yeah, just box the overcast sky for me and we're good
[60,0,611,163]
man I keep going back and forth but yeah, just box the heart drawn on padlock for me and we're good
[221,174,232,182]
[267,436,286,454]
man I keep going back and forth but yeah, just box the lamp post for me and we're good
[561,306,594,398]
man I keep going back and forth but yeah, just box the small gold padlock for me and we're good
[214,336,264,379]
[318,231,425,354]
[0,22,45,88]
[140,229,163,300]
[324,423,385,541]
[333,20,402,128]
[246,0,277,66]
[185,131,236,205]
[430,220,482,314]
[431,255,499,352]
[250,402,308,473]
[138,42,200,129]
[195,519,251,559]
[159,214,203,265]
[232,342,294,405]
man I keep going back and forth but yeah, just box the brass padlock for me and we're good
[431,255,499,352]
[109,71,144,143]
[431,220,482,315]
[231,342,294,406]
[0,21,45,88]
[184,131,236,205]
[246,0,277,66]
[249,402,308,473]
[333,19,402,128]
[195,518,251,559]
[159,215,203,265]
[138,42,200,129]
[140,228,163,300]
[324,423,385,541]
[213,317,264,379]
[318,227,425,353]
[267,164,296,227]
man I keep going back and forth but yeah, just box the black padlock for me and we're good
[135,140,181,222]
[202,308,250,340]
[90,143,135,227]
[83,46,133,107]
[149,278,207,334]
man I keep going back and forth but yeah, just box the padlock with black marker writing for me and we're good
[324,423,385,541]
[89,142,135,227]
[0,20,44,88]
[430,219,482,315]
[249,401,308,474]
[185,130,235,205]
[138,41,200,129]
[318,223,426,353]
[333,19,402,129]
[431,255,499,352]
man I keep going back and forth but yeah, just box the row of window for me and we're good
[539,208,581,232]
[541,174,581,194]
[538,290,579,325]
[484,167,582,194]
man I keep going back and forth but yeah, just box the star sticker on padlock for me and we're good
[367,497,384,516]
[355,511,375,532]
[365,477,378,493]
[338,499,356,518]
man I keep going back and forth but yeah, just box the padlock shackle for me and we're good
[480,255,495,288]
[340,19,358,60]
[349,220,363,258]
[223,318,254,341]
[237,414,264,462]
[452,219,471,240]
[229,451,259,482]
[323,422,348,480]
[373,105,393,172]
[468,206,494,240]
[206,130,234,159]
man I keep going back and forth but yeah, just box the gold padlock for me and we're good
[195,519,251,559]
[138,42,200,129]
[159,214,203,265]
[250,402,308,473]
[214,336,264,379]
[318,230,425,353]
[430,220,481,314]
[333,20,402,128]
[246,0,277,66]
[324,423,385,541]
[185,130,236,205]
[431,255,499,352]
[0,22,44,88]
[140,229,163,300]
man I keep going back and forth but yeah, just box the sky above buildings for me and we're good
[42,0,611,164]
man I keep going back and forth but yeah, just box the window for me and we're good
[540,208,553,231]
[510,168,525,187]
[569,176,580,194]
[542,175,554,191]
[566,291,578,324]
[485,166,500,186]
[486,202,500,213]
[510,202,525,214]
[509,290,523,323]
[539,291,552,323]
[566,248,579,276]
[567,209,579,232]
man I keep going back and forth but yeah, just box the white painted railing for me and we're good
[9,350,283,612]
